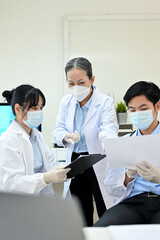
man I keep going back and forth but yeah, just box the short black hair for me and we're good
[123,81,160,107]
[2,84,46,115]
[65,57,93,79]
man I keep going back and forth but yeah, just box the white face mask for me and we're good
[68,86,90,102]
[23,110,43,129]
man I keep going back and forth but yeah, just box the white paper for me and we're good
[104,134,160,169]
[83,225,160,240]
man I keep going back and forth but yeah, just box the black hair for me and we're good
[65,57,93,79]
[123,81,160,107]
[2,84,46,115]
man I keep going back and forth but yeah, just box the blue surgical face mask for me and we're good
[23,110,43,129]
[130,109,155,130]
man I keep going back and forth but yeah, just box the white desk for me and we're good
[83,227,111,240]
[51,146,67,163]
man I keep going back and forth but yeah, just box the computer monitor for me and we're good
[0,192,85,240]
[0,103,41,136]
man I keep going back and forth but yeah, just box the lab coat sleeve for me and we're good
[53,96,72,147]
[0,137,47,195]
[104,163,135,200]
[99,97,119,144]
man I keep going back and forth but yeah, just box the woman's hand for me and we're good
[63,130,80,144]
[44,166,71,184]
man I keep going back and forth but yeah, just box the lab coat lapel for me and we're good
[20,135,34,174]
[10,121,34,174]
[67,97,77,132]
[84,89,101,127]
[34,131,48,170]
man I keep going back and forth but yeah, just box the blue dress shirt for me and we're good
[73,89,94,153]
[29,133,44,173]
[29,131,54,198]
[127,122,160,199]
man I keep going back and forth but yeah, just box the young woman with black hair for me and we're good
[0,84,70,196]
[53,57,118,226]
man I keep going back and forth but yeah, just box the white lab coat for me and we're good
[0,120,55,196]
[104,132,137,206]
[53,87,118,207]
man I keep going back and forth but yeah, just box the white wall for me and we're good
[68,17,160,104]
[0,0,160,146]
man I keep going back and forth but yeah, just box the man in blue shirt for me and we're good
[94,81,160,226]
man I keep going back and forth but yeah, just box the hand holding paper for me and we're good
[126,169,138,179]
[136,160,160,184]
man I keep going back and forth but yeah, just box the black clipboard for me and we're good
[65,154,106,179]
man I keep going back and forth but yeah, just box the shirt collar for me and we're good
[15,119,36,140]
[137,121,160,136]
[30,130,37,141]
[15,119,30,137]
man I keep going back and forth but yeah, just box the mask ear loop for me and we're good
[19,106,28,120]
[153,104,159,119]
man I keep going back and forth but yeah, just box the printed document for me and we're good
[104,134,160,169]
